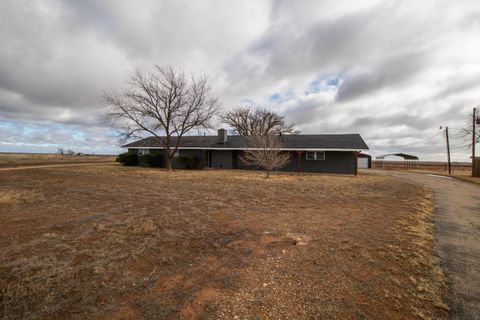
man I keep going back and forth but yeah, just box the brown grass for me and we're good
[0,152,115,168]
[371,160,470,173]
[370,160,480,186]
[0,190,43,205]
[393,189,448,316]
[0,165,447,319]
[93,219,158,236]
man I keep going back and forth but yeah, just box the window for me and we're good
[138,149,149,156]
[306,151,325,160]
[173,151,179,157]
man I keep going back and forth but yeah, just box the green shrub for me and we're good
[116,152,138,166]
[138,154,149,167]
[144,153,164,167]
[177,155,198,169]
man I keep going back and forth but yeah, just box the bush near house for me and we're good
[116,152,138,166]
[177,155,198,169]
[143,153,164,167]
[138,155,149,167]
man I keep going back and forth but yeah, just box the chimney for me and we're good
[217,128,227,144]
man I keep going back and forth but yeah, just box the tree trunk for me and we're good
[265,170,270,178]
[165,156,173,171]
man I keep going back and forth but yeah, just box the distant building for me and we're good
[358,153,372,169]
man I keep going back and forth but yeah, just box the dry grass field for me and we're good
[371,160,480,185]
[0,153,116,168]
[0,165,447,319]
[371,160,471,174]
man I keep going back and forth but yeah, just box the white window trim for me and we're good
[306,151,325,160]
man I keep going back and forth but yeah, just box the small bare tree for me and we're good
[455,115,480,150]
[222,106,298,136]
[104,65,219,170]
[241,135,291,178]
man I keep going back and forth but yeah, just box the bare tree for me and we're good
[241,135,291,178]
[104,65,219,170]
[222,106,298,136]
[455,115,480,150]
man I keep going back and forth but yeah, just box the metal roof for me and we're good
[376,153,418,160]
[358,153,372,158]
[123,134,369,151]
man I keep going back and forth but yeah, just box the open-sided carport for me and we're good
[376,153,419,169]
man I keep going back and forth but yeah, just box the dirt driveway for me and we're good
[369,170,480,320]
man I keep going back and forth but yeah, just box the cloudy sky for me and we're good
[0,0,479,160]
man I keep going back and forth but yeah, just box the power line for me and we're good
[417,132,443,144]
[382,131,442,149]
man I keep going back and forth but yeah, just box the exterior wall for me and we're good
[210,150,234,169]
[282,151,356,174]
[474,158,480,177]
[358,157,369,168]
[127,148,356,174]
[358,155,372,168]
[234,150,356,174]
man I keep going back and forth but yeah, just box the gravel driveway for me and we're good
[369,170,480,320]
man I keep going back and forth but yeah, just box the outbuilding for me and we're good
[357,153,372,169]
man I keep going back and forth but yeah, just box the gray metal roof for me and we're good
[123,134,369,151]
[376,153,418,160]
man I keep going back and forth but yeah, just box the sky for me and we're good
[0,0,479,161]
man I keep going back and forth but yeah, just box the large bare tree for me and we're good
[222,106,297,136]
[241,135,291,178]
[104,65,219,170]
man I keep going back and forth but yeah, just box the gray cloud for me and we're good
[336,51,428,101]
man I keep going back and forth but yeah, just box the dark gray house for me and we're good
[123,129,369,175]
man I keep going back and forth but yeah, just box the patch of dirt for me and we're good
[0,165,447,319]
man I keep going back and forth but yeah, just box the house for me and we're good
[122,129,369,175]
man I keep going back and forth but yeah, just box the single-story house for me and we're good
[122,129,369,175]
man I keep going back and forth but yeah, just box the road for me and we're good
[370,170,480,320]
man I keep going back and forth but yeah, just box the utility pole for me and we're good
[446,126,451,175]
[472,107,477,177]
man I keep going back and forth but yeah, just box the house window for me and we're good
[138,149,149,156]
[306,151,325,160]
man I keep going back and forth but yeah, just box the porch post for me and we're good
[296,151,303,173]
[353,151,359,176]
[202,149,208,168]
